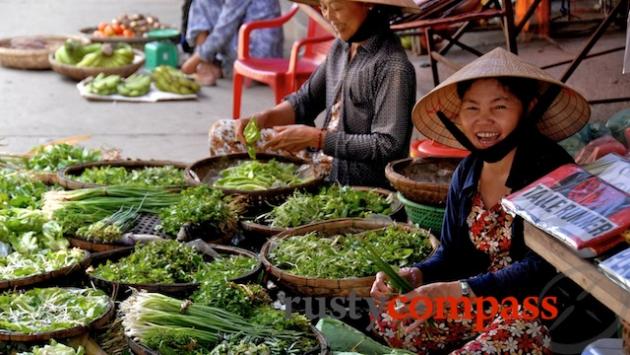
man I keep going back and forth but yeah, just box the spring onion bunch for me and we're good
[76,205,140,242]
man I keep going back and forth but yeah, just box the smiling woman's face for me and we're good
[456,79,525,150]
[319,0,370,41]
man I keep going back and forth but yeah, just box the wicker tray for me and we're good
[260,218,436,297]
[0,288,114,342]
[240,186,405,239]
[58,159,189,190]
[0,35,85,70]
[185,153,326,206]
[0,249,91,291]
[49,49,144,81]
[385,157,461,206]
[87,242,261,299]
[127,324,330,355]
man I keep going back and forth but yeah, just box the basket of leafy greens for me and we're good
[261,218,435,297]
[58,159,189,190]
[241,184,404,238]
[0,287,114,342]
[185,153,326,206]
[87,239,260,299]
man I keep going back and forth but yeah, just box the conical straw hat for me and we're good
[290,0,420,13]
[412,47,591,149]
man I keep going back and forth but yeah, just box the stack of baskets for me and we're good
[385,157,460,233]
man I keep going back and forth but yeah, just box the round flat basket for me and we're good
[58,159,189,190]
[127,324,330,355]
[0,250,91,291]
[385,157,460,206]
[49,49,144,81]
[0,35,85,70]
[260,218,436,297]
[240,186,405,238]
[185,153,326,206]
[87,242,261,299]
[397,192,445,233]
[0,289,114,342]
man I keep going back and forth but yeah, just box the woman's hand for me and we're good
[263,125,321,152]
[400,281,462,333]
[370,267,422,306]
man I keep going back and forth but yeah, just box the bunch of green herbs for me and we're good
[0,287,110,334]
[269,225,433,278]
[75,206,140,242]
[157,186,237,237]
[213,160,303,191]
[25,144,101,172]
[258,184,393,228]
[76,165,186,187]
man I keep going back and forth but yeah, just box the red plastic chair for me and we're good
[232,4,335,118]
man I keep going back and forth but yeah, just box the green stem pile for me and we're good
[213,160,303,191]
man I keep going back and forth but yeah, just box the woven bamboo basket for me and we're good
[0,289,114,342]
[127,324,330,355]
[385,157,461,206]
[58,159,189,190]
[0,249,91,291]
[185,153,326,206]
[87,242,261,300]
[0,35,86,70]
[240,186,405,238]
[260,218,437,297]
[48,49,144,81]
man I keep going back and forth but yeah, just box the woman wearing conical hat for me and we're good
[209,0,419,187]
[371,48,591,353]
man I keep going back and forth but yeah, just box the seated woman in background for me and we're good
[209,0,418,188]
[182,0,284,86]
[370,47,591,354]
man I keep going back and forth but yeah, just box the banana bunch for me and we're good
[54,40,101,65]
[152,65,200,95]
[76,43,134,68]
[117,74,151,97]
[88,73,122,95]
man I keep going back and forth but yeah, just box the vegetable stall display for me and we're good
[213,160,304,191]
[74,165,186,187]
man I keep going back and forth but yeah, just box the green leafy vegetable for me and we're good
[259,184,393,228]
[0,248,86,280]
[25,144,101,172]
[213,160,303,191]
[18,340,85,355]
[269,226,433,278]
[244,118,261,160]
[0,208,67,254]
[76,206,140,242]
[0,169,53,209]
[0,287,110,334]
[76,166,186,187]
[158,186,237,237]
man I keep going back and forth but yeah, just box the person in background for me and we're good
[181,0,284,86]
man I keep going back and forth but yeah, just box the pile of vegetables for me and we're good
[75,206,139,242]
[213,160,304,191]
[244,119,261,159]
[0,248,86,281]
[258,184,393,228]
[24,144,101,172]
[269,226,433,278]
[0,287,110,334]
[121,292,316,354]
[90,240,256,285]
[0,169,51,209]
[18,341,84,355]
[0,208,67,255]
[44,186,180,234]
[158,186,238,239]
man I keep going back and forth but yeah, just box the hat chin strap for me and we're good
[346,7,390,43]
[436,111,531,163]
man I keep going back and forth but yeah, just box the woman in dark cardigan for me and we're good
[370,47,591,354]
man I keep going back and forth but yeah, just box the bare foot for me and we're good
[194,61,223,86]
[181,54,201,74]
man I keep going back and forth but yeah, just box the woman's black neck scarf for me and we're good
[436,85,562,163]
[346,5,399,43]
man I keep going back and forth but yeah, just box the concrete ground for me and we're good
[1,0,628,163]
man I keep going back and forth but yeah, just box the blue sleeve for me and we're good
[414,161,481,283]
[197,0,250,61]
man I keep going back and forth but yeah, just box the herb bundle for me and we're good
[25,144,101,172]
